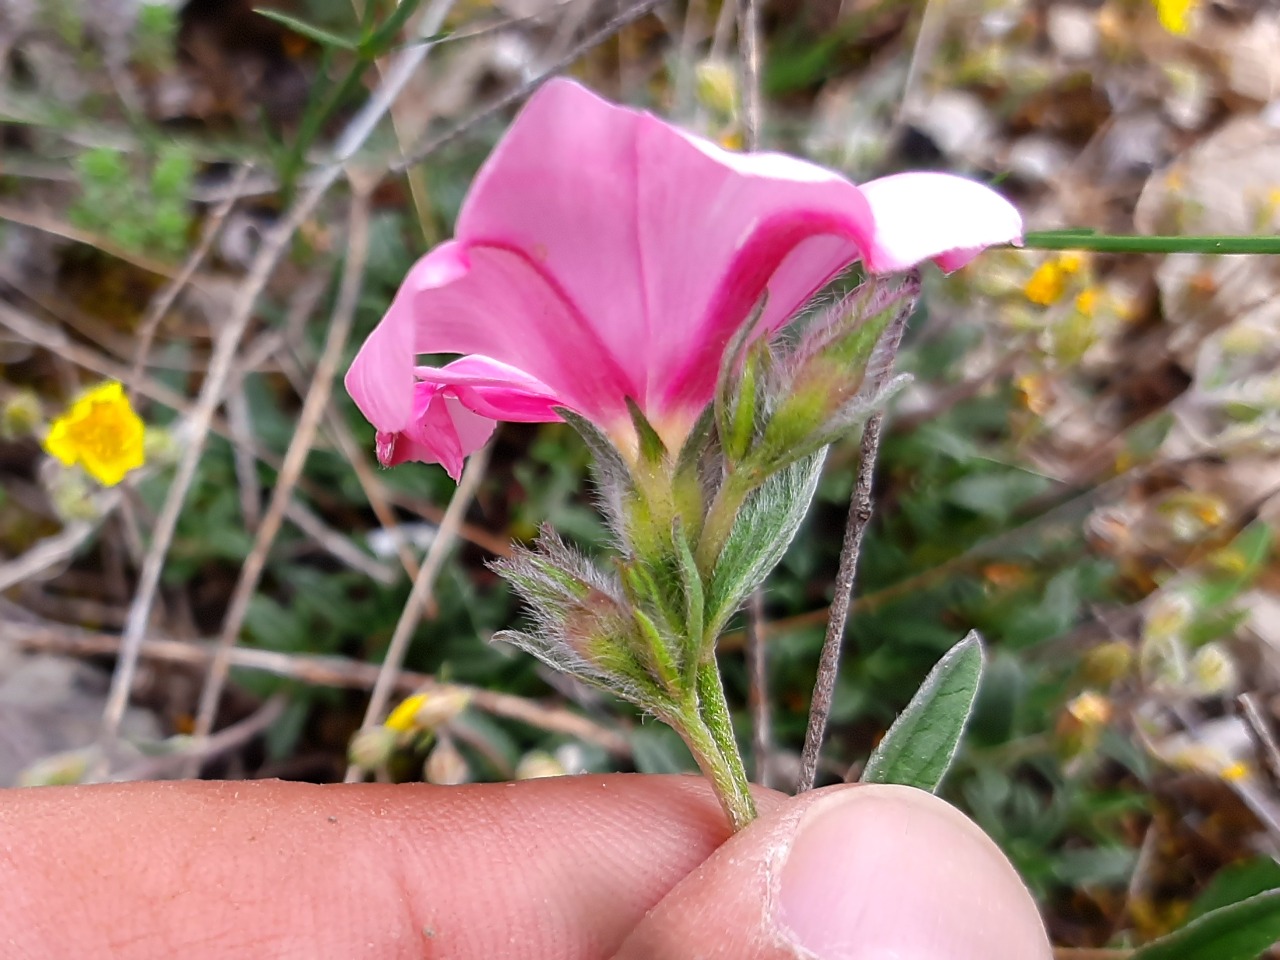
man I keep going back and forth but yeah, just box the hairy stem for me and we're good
[678,679,757,832]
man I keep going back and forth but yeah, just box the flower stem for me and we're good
[671,660,756,832]
[1021,231,1280,255]
[698,658,757,830]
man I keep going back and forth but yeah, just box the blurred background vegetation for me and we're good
[4,0,1280,951]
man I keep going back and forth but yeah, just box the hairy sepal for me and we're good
[705,447,827,637]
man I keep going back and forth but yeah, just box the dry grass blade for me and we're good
[183,183,375,776]
[117,696,288,781]
[1,617,628,754]
[344,442,494,782]
[127,162,254,391]
[96,0,461,760]
[737,0,762,151]
[0,517,111,593]
[393,0,671,172]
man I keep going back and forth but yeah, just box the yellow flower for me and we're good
[1024,253,1083,306]
[43,381,145,487]
[1155,0,1198,34]
[1074,287,1100,317]
[384,693,430,734]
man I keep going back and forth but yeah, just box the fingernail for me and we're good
[777,784,1051,960]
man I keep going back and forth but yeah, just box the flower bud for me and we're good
[515,750,566,780]
[1188,642,1239,698]
[695,60,738,117]
[1082,640,1134,686]
[45,463,102,522]
[143,425,181,467]
[0,389,42,440]
[348,725,399,771]
[384,688,472,734]
[1055,690,1112,758]
[752,276,918,473]
[16,748,95,787]
[424,737,469,785]
[1143,591,1193,646]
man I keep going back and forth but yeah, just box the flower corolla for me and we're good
[346,79,1022,478]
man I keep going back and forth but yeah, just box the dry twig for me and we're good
[796,308,910,793]
[184,183,376,774]
[393,0,671,171]
[344,442,493,782]
[97,0,461,760]
[127,163,254,390]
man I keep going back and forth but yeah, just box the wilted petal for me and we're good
[858,172,1024,274]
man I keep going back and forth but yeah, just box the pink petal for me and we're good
[377,380,499,480]
[407,244,639,429]
[345,241,469,434]
[416,356,564,423]
[456,78,878,422]
[858,172,1024,274]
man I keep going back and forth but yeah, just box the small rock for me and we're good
[1007,135,1072,184]
[906,90,995,165]
[1047,5,1099,61]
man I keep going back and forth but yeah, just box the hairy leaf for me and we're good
[705,448,826,635]
[861,632,984,792]
[1133,890,1280,960]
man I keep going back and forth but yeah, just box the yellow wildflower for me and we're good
[1074,287,1100,317]
[43,381,145,487]
[1221,760,1250,782]
[1066,691,1113,728]
[1024,253,1083,306]
[1154,0,1198,34]
[384,692,431,733]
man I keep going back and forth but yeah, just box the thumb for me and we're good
[614,782,1052,960]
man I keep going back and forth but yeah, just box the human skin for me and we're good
[0,775,1052,959]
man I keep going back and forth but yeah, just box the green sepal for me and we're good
[705,448,826,637]
[626,396,668,466]
[556,407,634,496]
[672,521,706,674]
[714,295,768,464]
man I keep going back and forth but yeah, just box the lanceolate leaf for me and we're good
[860,632,984,793]
[705,448,826,636]
[1132,890,1280,960]
[253,8,358,49]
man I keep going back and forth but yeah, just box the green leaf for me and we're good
[1133,890,1280,960]
[860,632,984,792]
[705,448,826,635]
[631,725,696,774]
[364,0,429,55]
[254,8,358,50]
[1189,859,1280,921]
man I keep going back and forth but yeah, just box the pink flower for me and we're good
[345,79,1021,479]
